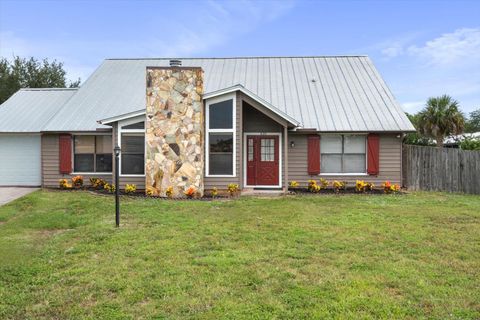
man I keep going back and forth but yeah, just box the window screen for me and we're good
[321,135,366,173]
[209,133,233,175]
[74,135,112,172]
[121,133,145,174]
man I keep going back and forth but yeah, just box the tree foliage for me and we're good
[403,112,435,146]
[416,95,465,147]
[460,137,480,150]
[465,109,480,133]
[0,56,80,104]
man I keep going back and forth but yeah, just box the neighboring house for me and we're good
[443,132,480,148]
[0,88,78,186]
[0,56,415,196]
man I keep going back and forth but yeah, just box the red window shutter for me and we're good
[307,135,320,175]
[59,134,72,174]
[367,133,380,175]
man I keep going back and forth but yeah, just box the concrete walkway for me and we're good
[0,187,39,206]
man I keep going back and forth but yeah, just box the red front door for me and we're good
[246,135,279,186]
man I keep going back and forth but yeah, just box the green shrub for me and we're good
[460,137,480,150]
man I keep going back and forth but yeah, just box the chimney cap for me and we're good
[169,59,182,67]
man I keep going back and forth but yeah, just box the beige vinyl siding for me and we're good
[112,123,146,190]
[41,134,112,187]
[288,133,402,185]
[204,92,242,190]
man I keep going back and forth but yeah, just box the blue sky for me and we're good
[1,0,479,114]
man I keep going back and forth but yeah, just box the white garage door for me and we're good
[0,135,41,186]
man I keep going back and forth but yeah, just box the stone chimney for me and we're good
[145,67,204,197]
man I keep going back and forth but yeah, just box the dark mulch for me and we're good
[49,186,404,199]
[51,187,231,201]
[288,187,405,195]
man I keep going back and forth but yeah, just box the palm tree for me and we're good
[417,95,465,147]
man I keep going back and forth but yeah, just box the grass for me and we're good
[0,190,479,319]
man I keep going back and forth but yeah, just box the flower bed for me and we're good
[57,176,231,200]
[89,188,230,201]
[288,187,402,195]
[55,176,404,200]
[288,179,404,195]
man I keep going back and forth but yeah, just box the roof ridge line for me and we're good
[105,55,368,61]
[19,88,78,91]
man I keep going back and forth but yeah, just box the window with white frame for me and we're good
[321,135,366,174]
[119,120,145,175]
[73,135,112,172]
[206,96,235,176]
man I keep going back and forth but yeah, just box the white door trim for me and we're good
[243,132,282,189]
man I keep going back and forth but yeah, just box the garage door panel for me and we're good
[0,135,41,186]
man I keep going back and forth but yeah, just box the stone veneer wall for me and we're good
[145,67,204,197]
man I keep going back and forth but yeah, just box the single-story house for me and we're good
[0,56,415,196]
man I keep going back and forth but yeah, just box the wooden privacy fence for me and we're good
[403,145,480,194]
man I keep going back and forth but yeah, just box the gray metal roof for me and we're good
[0,88,77,133]
[42,56,414,132]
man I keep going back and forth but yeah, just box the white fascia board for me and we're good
[97,109,146,125]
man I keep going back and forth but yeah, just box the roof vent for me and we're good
[169,59,182,67]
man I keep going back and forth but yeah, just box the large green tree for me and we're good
[0,56,80,104]
[417,95,465,147]
[465,109,480,133]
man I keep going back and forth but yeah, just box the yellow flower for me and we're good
[165,186,174,198]
[319,178,329,188]
[307,180,319,192]
[59,179,69,189]
[125,184,136,194]
[289,181,299,188]
[355,180,367,192]
[227,184,239,196]
[146,187,154,196]
[211,187,218,197]
[333,180,345,193]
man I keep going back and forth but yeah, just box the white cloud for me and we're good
[150,0,295,57]
[365,32,424,60]
[381,44,404,58]
[0,0,296,82]
[380,28,480,66]
[375,28,480,114]
[407,28,480,66]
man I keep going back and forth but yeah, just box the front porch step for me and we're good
[241,188,286,197]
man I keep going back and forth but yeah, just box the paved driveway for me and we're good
[0,187,39,206]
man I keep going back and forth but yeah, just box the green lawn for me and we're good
[0,190,479,319]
